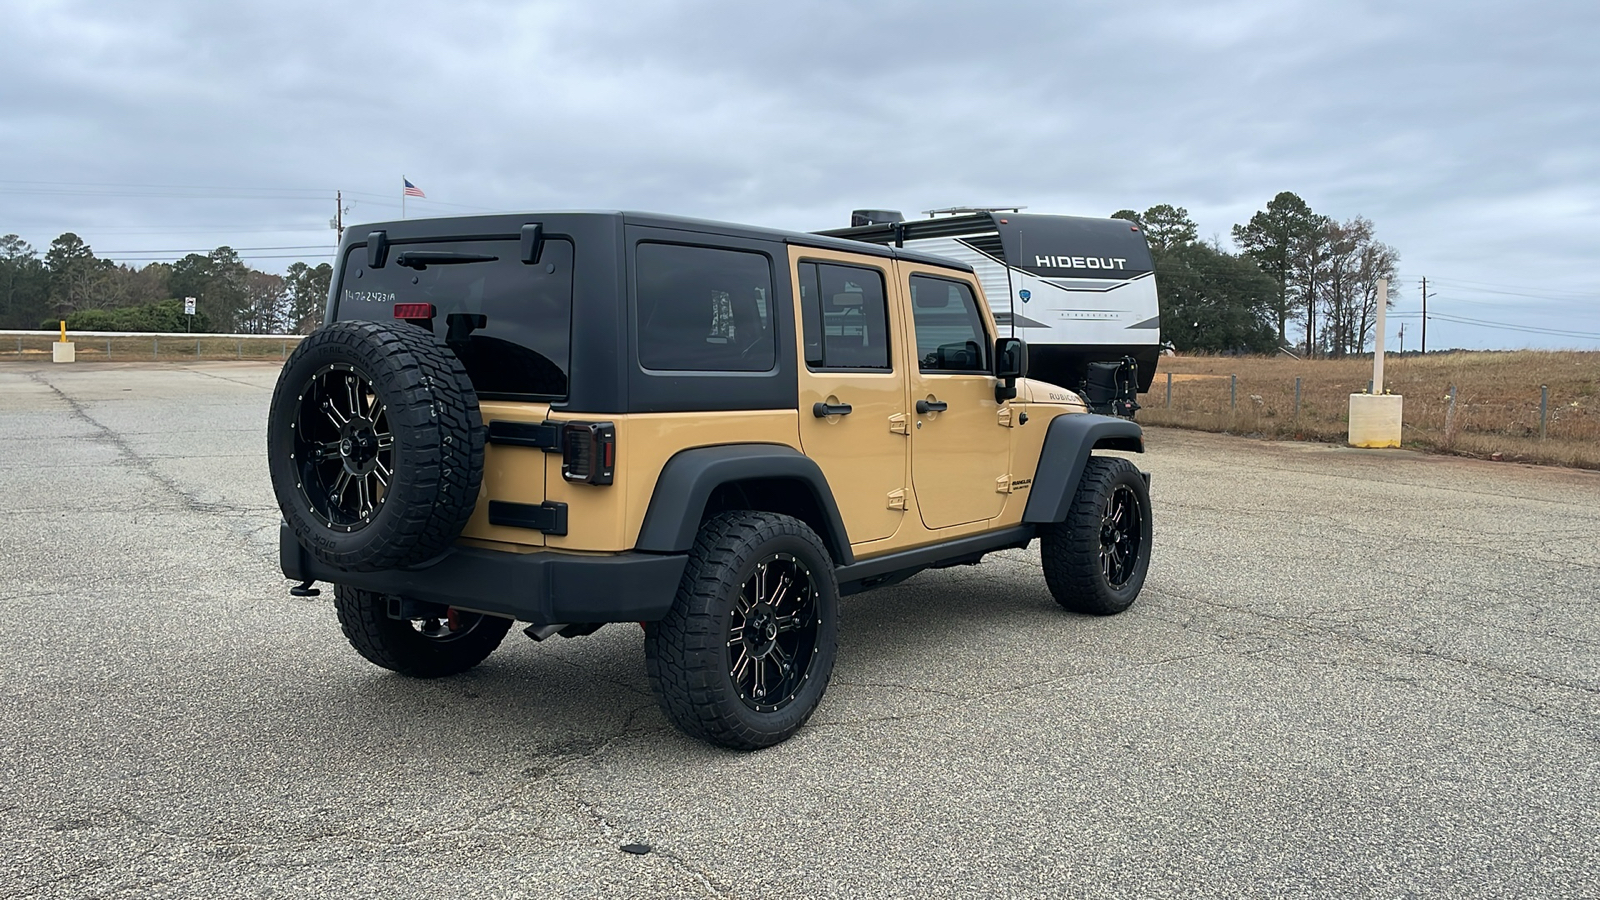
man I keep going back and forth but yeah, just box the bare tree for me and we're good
[1315,217,1399,356]
[240,270,289,334]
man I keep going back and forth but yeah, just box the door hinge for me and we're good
[888,412,909,435]
[488,500,569,535]
[997,406,1016,428]
[887,488,907,510]
[995,475,1014,494]
[487,420,561,451]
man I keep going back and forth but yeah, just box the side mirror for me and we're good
[994,337,1028,379]
[993,337,1028,402]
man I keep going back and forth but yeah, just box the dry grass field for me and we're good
[8,333,1596,469]
[1142,351,1600,469]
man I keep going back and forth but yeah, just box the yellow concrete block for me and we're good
[1348,393,1402,448]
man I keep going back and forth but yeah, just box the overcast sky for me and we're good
[3,0,1596,350]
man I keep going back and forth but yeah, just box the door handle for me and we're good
[812,401,854,417]
[915,399,949,415]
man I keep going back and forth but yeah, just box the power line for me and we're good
[0,178,339,192]
[0,179,506,213]
[111,252,336,261]
[94,244,332,256]
[0,188,335,202]
[1389,311,1600,340]
[1424,275,1598,300]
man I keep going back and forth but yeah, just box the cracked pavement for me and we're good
[1,361,1597,898]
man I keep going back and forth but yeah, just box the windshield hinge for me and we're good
[366,230,389,268]
[521,223,545,264]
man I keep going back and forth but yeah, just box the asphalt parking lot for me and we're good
[2,360,1597,899]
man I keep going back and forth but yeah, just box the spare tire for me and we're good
[268,319,484,572]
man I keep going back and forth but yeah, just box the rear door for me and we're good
[898,263,1010,529]
[791,247,907,544]
[334,235,576,546]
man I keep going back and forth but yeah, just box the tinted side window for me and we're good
[636,243,775,372]
[799,261,891,370]
[909,275,990,373]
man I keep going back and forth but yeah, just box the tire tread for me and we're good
[644,511,838,750]
[1040,456,1150,616]
[268,320,484,571]
[334,585,511,678]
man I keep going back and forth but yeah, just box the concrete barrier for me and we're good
[1349,393,1403,448]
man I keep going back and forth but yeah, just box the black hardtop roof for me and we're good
[340,210,973,273]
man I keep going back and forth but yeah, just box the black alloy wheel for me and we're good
[295,364,395,532]
[728,552,821,713]
[1040,456,1152,616]
[267,319,484,572]
[645,511,840,750]
[1099,483,1144,588]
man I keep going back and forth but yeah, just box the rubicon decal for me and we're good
[1034,255,1129,270]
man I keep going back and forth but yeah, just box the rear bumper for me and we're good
[280,523,686,625]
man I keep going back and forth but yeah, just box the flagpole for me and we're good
[401,175,406,219]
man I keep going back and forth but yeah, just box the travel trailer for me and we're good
[818,208,1161,398]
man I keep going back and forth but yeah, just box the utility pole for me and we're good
[1398,321,1406,354]
[1420,276,1427,354]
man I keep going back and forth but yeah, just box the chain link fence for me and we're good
[4,330,304,363]
[1141,362,1600,468]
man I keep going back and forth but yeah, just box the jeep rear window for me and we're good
[635,242,775,372]
[334,238,574,399]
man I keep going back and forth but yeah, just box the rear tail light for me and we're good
[393,303,435,324]
[561,422,615,485]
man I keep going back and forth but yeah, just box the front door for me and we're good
[900,265,1010,529]
[792,249,907,544]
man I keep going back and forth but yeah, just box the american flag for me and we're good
[403,179,426,198]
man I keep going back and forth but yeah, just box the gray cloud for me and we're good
[2,0,1595,347]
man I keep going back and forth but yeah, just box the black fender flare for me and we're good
[634,444,854,565]
[1022,414,1144,524]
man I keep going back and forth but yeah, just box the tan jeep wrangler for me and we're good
[269,211,1153,749]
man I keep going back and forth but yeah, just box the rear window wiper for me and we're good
[394,251,499,270]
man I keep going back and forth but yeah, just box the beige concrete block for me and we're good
[52,342,76,363]
[1348,393,1402,448]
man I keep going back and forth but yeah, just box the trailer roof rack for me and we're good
[921,205,1026,216]
[815,211,1013,247]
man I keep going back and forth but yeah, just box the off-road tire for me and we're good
[333,585,512,678]
[644,511,839,750]
[1040,456,1152,615]
[268,319,483,572]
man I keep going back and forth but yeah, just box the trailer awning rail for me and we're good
[814,212,1002,247]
